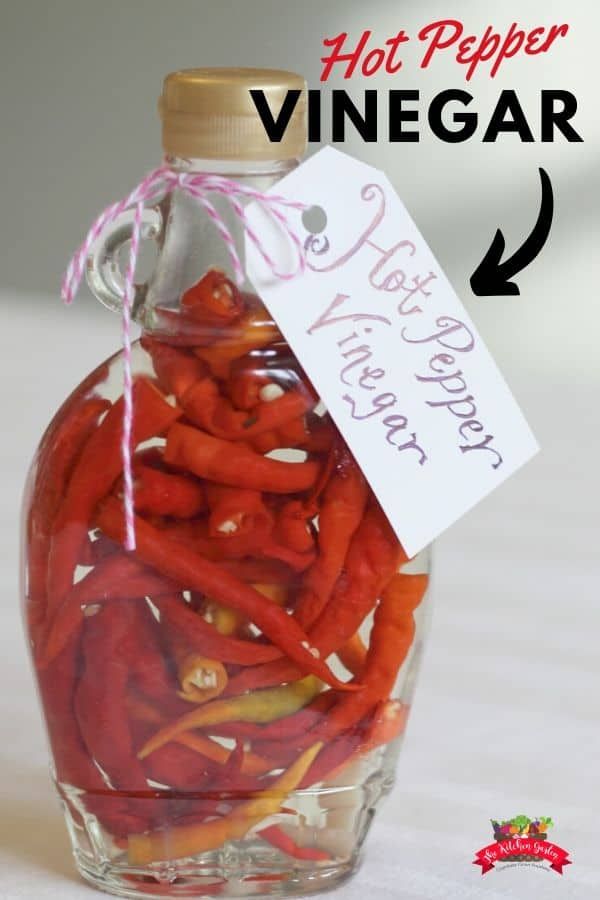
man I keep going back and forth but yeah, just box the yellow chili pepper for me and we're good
[128,696,273,776]
[208,601,244,636]
[138,676,322,760]
[128,742,322,865]
[209,584,287,637]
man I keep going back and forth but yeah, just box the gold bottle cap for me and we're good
[159,67,307,161]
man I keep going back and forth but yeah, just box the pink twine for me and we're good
[62,166,307,550]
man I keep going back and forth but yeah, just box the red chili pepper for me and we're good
[74,601,150,791]
[77,532,120,566]
[133,462,206,518]
[39,633,108,789]
[300,415,336,453]
[305,503,407,655]
[206,484,273,539]
[40,554,177,668]
[337,632,368,677]
[122,601,214,790]
[151,594,281,666]
[181,269,245,325]
[125,598,188,712]
[185,378,314,442]
[164,423,320,494]
[26,396,110,642]
[162,516,315,573]
[192,306,282,379]
[218,558,297,584]
[276,500,315,554]
[140,335,208,396]
[249,415,309,454]
[132,710,214,791]
[95,497,355,692]
[227,369,270,410]
[226,503,403,696]
[46,378,181,621]
[37,630,151,837]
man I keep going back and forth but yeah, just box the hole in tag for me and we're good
[302,205,327,234]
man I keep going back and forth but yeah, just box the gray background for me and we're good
[0,2,598,898]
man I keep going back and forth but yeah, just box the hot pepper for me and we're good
[337,632,368,677]
[192,305,282,379]
[225,503,403,695]
[181,268,245,325]
[77,532,120,567]
[164,422,320,494]
[227,369,270,409]
[161,518,313,572]
[138,676,323,759]
[313,572,428,743]
[182,374,314,442]
[302,503,407,657]
[133,462,205,519]
[140,336,208,396]
[26,395,110,641]
[276,500,315,554]
[74,601,151,791]
[249,414,309,454]
[127,742,323,865]
[40,554,177,667]
[206,484,273,539]
[96,499,353,690]
[46,378,181,620]
[152,593,281,666]
[294,450,368,630]
[128,695,274,776]
[176,652,228,705]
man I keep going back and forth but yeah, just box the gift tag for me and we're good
[245,146,538,556]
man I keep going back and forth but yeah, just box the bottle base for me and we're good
[75,845,359,899]
[58,769,392,898]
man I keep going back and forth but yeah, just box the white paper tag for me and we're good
[245,146,538,556]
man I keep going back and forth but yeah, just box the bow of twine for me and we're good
[62,166,307,550]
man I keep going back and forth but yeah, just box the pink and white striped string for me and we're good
[62,166,307,550]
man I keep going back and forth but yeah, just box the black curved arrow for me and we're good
[470,168,553,297]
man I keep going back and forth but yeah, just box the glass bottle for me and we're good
[22,68,431,898]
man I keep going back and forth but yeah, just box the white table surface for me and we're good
[1,292,598,899]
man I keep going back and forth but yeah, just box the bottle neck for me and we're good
[164,154,299,185]
[141,154,299,332]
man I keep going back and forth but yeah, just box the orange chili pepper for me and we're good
[337,632,368,677]
[314,572,428,742]
[294,449,368,630]
[164,422,320,493]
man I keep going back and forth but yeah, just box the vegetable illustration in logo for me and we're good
[473,814,570,875]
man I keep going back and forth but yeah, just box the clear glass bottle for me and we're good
[22,68,431,898]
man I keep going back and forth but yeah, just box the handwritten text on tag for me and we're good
[245,147,538,556]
